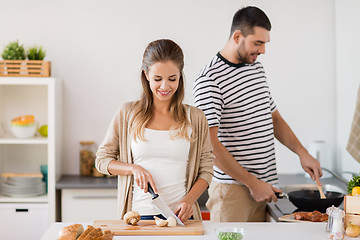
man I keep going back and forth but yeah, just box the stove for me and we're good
[274,198,297,215]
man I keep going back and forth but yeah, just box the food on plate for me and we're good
[293,211,328,222]
[58,224,84,240]
[347,173,360,194]
[58,224,114,240]
[123,211,141,225]
[154,216,168,227]
[346,224,360,238]
[167,216,177,227]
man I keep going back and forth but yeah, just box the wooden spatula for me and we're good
[317,184,327,199]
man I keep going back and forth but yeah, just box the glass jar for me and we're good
[79,141,97,176]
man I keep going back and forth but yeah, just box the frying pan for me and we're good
[276,190,344,213]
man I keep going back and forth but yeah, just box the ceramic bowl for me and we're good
[216,227,245,240]
[10,123,36,139]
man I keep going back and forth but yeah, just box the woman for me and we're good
[95,39,214,222]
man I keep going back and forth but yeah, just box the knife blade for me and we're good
[147,183,185,227]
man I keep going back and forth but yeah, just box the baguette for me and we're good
[58,224,84,240]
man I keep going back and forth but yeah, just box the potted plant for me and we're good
[1,40,26,74]
[27,46,46,60]
[27,46,46,74]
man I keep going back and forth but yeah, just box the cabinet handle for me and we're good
[72,196,117,199]
[16,209,29,212]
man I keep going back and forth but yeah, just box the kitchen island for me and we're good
[41,221,335,240]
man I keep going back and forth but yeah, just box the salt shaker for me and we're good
[328,207,345,240]
[326,205,336,232]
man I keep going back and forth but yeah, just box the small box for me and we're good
[345,213,360,228]
[344,195,360,228]
[344,195,360,215]
[0,60,51,77]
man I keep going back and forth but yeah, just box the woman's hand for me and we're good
[174,201,193,222]
[131,164,157,194]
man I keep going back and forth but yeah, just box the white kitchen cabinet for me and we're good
[0,203,48,240]
[61,188,118,222]
[0,77,61,226]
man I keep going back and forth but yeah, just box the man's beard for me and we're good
[236,44,257,64]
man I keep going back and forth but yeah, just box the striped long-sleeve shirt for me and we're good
[193,52,278,185]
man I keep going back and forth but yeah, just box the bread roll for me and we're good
[58,224,84,240]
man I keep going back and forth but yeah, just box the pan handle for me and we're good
[275,192,289,199]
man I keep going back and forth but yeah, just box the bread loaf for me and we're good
[58,224,114,240]
[81,228,102,240]
[58,224,84,240]
[77,225,94,240]
[94,230,114,240]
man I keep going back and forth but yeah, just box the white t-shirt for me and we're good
[131,127,191,215]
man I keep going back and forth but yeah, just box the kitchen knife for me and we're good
[147,183,185,227]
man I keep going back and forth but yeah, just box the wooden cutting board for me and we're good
[93,220,204,235]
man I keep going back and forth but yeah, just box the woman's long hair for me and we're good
[129,39,193,141]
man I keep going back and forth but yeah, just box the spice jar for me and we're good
[79,141,97,176]
[328,207,345,240]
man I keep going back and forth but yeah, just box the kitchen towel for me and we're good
[347,85,360,163]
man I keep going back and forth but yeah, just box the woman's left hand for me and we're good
[174,201,193,222]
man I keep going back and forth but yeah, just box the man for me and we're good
[193,6,323,222]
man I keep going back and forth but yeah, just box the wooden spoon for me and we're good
[317,183,327,199]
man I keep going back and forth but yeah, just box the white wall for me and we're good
[0,0,337,175]
[335,0,360,177]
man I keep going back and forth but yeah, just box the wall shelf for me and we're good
[0,77,62,226]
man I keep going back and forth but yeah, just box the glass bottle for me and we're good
[79,141,97,176]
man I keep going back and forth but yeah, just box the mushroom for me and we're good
[123,211,141,225]
[167,216,177,227]
[154,216,168,227]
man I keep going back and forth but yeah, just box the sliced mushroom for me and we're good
[154,216,168,227]
[167,216,177,227]
[123,211,141,225]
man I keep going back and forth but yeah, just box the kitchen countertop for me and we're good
[56,175,117,189]
[41,221,335,240]
[56,173,348,221]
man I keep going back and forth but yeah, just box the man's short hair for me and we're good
[230,6,271,37]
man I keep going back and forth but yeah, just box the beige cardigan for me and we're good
[95,102,214,220]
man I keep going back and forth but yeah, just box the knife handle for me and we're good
[147,182,159,199]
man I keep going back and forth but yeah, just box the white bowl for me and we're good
[10,124,36,139]
[216,227,245,240]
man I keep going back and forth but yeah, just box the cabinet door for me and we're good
[62,189,118,222]
[0,203,48,240]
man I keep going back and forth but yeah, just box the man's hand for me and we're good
[247,179,282,203]
[174,200,194,222]
[300,153,323,185]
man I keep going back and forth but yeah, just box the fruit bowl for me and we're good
[9,115,36,139]
[216,227,245,240]
[10,123,36,138]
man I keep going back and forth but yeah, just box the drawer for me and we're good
[62,188,117,222]
[0,203,48,240]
